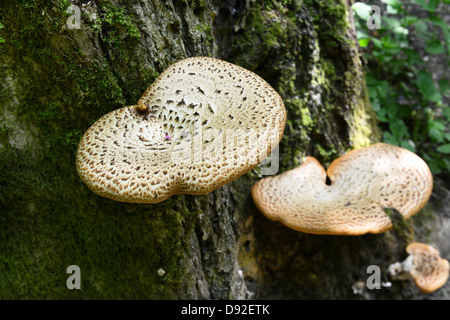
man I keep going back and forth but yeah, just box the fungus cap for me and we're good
[406,242,450,294]
[76,57,286,203]
[251,143,433,235]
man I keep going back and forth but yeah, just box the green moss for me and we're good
[0,0,196,299]
[140,66,160,87]
[84,1,156,101]
[321,58,337,83]
[346,71,382,148]
[0,139,197,299]
[227,0,377,171]
[316,144,338,162]
[102,4,141,39]
[186,0,208,10]
[87,2,141,61]
[229,1,298,70]
[348,95,380,148]
[287,98,314,131]
[304,0,349,47]
[194,22,213,47]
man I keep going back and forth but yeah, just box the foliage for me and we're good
[352,0,450,174]
[0,22,4,43]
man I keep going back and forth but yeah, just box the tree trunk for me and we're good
[0,0,448,300]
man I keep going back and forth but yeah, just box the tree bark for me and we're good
[0,0,448,300]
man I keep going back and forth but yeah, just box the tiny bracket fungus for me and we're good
[388,243,450,294]
[251,143,433,235]
[76,57,286,203]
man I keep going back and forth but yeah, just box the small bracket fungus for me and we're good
[251,143,433,235]
[388,243,449,294]
[76,57,286,203]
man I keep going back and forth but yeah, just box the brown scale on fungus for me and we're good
[251,143,433,235]
[76,57,286,203]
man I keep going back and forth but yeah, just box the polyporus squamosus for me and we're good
[76,57,286,203]
[389,243,449,294]
[252,143,433,235]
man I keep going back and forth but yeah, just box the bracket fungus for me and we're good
[388,243,449,293]
[251,143,433,235]
[76,57,286,203]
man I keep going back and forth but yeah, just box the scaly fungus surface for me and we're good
[76,57,286,203]
[251,143,433,235]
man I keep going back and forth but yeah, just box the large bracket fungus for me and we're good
[251,143,433,235]
[388,243,449,294]
[76,57,286,203]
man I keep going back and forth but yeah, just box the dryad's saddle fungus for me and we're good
[251,143,433,235]
[76,57,287,203]
[389,243,450,294]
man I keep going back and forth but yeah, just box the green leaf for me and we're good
[429,120,446,131]
[437,144,450,154]
[382,0,404,14]
[439,79,450,96]
[381,0,403,7]
[367,86,378,100]
[377,109,388,122]
[358,38,370,47]
[429,129,444,142]
[376,80,390,98]
[383,16,401,30]
[413,0,439,11]
[404,49,424,64]
[430,18,450,51]
[430,16,448,30]
[413,20,428,33]
[428,120,446,142]
[356,30,370,40]
[428,161,442,174]
[397,104,412,117]
[389,118,409,140]
[366,74,380,86]
[399,140,415,152]
[429,0,440,10]
[0,22,3,43]
[371,98,381,112]
[352,2,372,20]
[371,37,382,49]
[443,107,450,121]
[386,5,398,14]
[416,72,442,102]
[425,39,445,54]
[383,131,398,145]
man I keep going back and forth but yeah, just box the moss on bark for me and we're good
[0,0,202,299]
[0,0,445,300]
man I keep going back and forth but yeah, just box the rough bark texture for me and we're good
[0,0,448,299]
